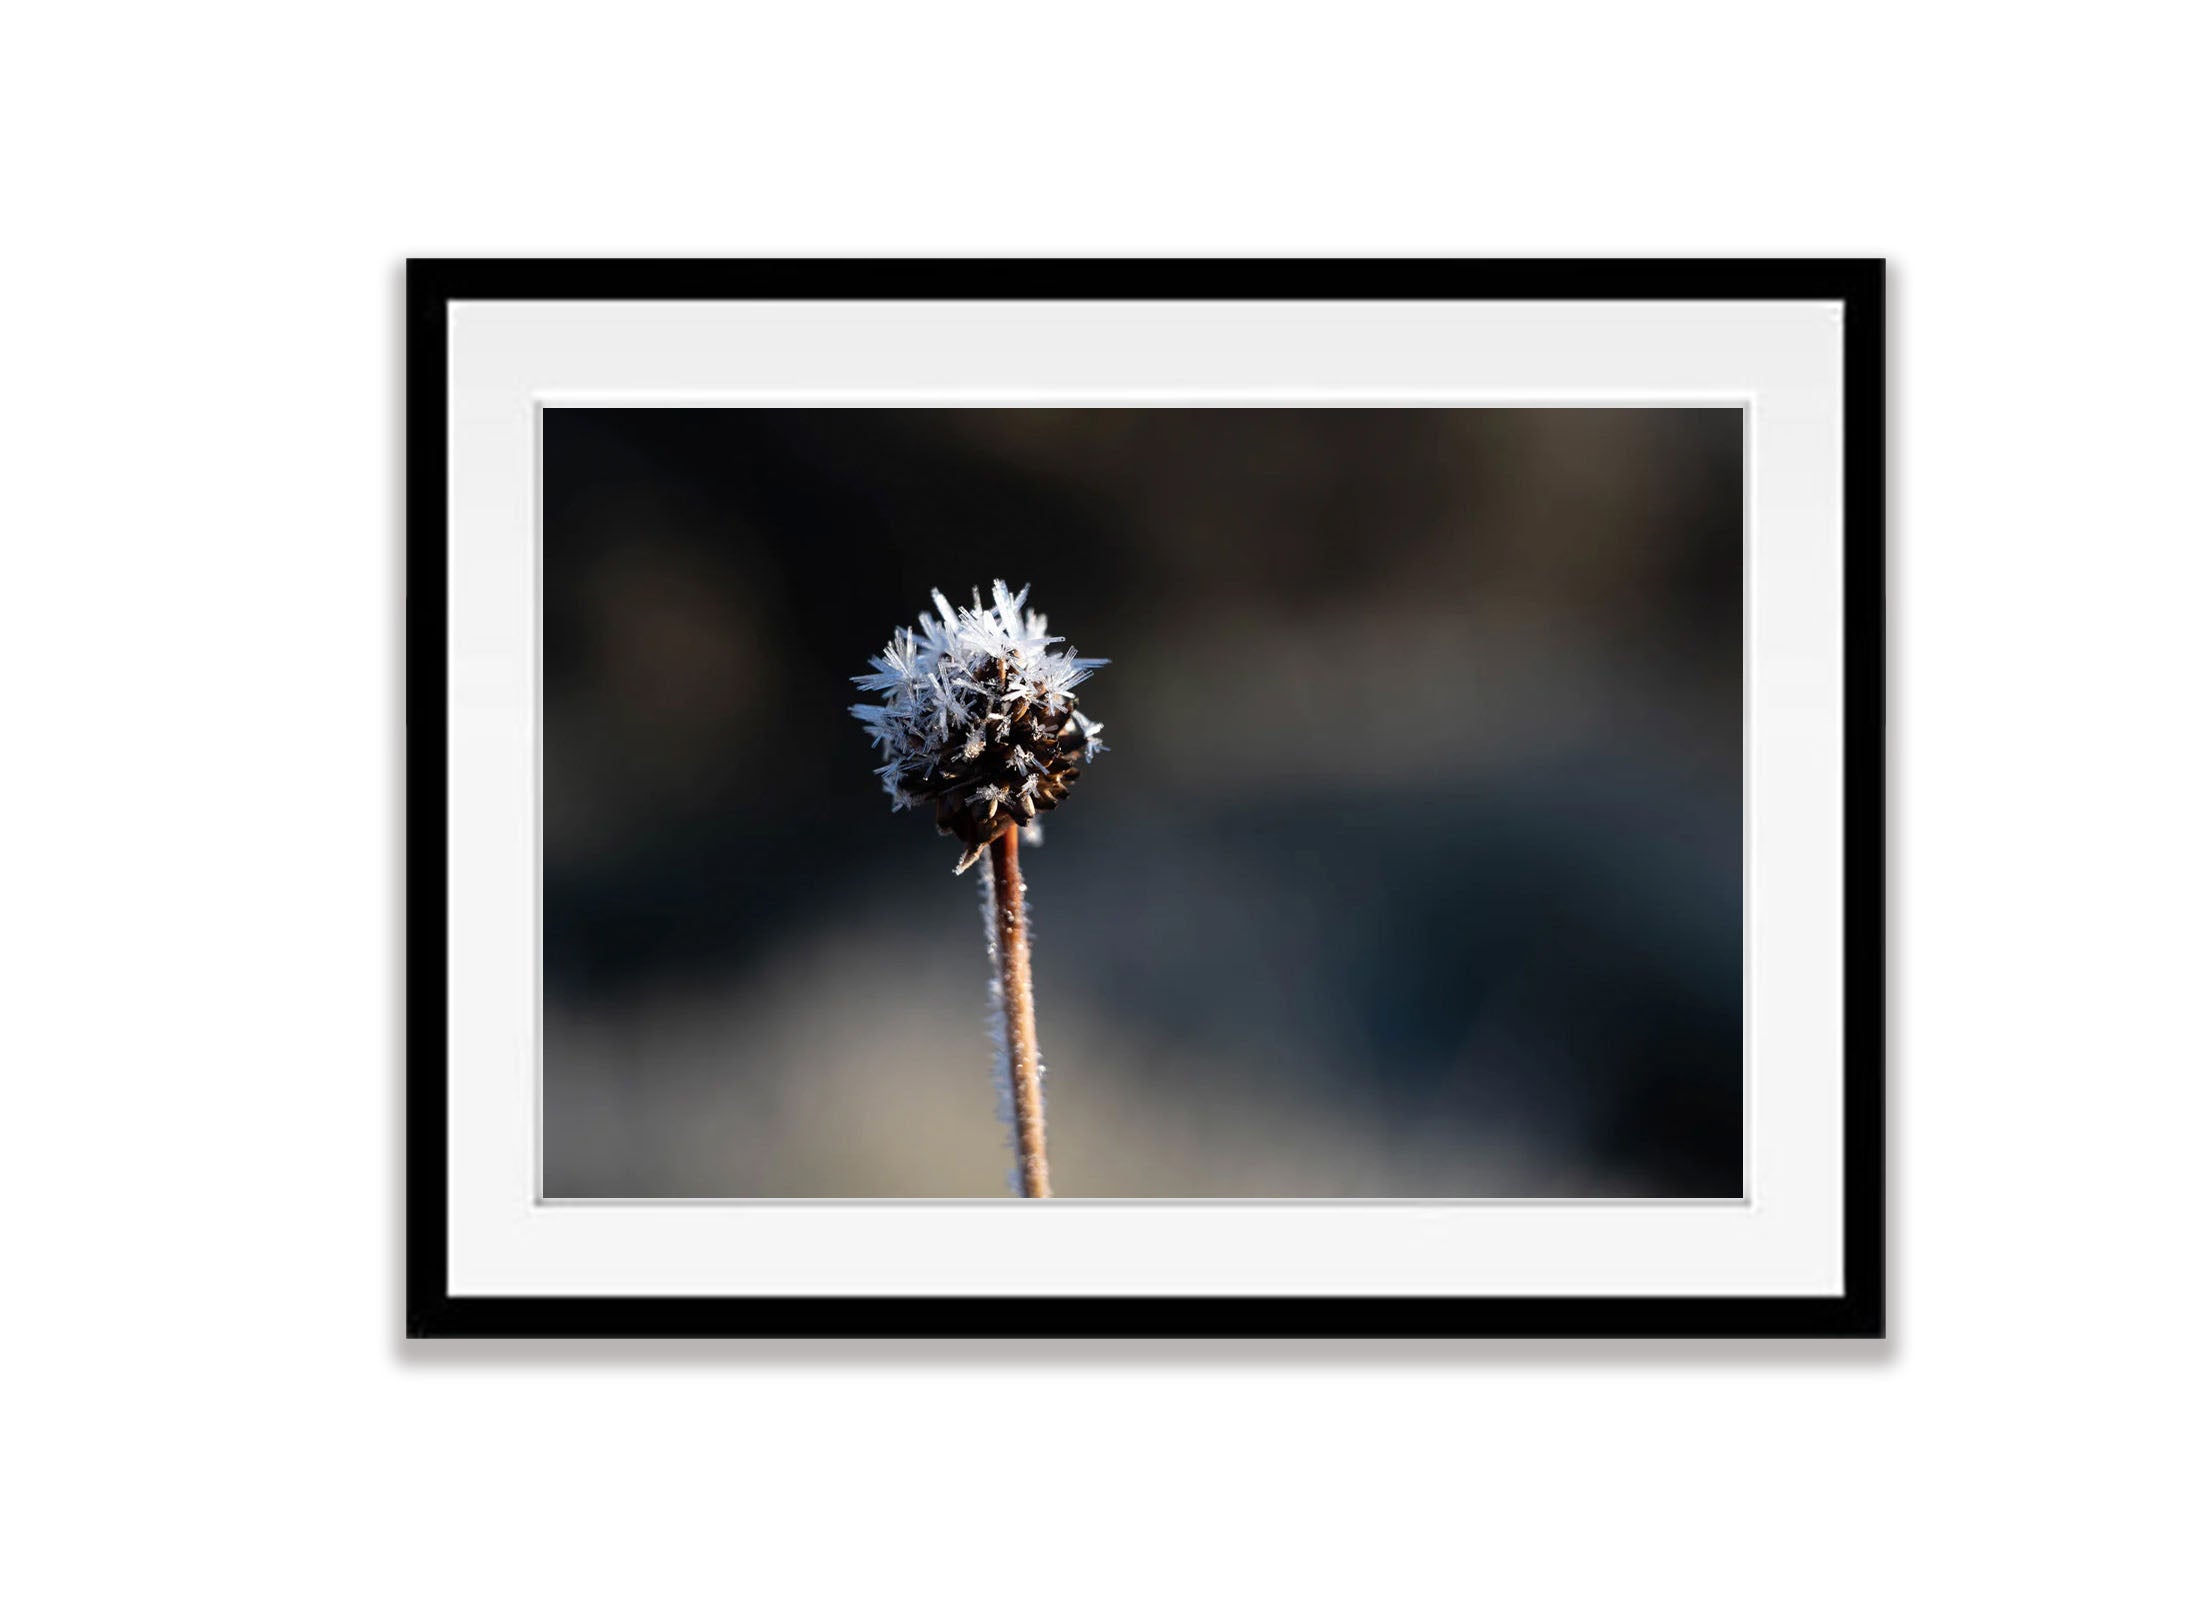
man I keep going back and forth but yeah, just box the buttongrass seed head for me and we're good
[851,581,1107,874]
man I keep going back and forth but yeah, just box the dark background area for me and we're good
[544,406,1742,1197]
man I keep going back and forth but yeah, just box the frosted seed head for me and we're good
[850,581,1108,871]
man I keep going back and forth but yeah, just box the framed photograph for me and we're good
[407,259,1884,1338]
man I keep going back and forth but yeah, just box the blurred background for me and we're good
[544,406,1741,1198]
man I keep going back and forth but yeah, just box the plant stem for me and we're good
[987,827,1051,1198]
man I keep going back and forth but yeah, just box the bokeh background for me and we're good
[544,407,1741,1198]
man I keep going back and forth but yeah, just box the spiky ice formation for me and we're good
[851,581,1107,873]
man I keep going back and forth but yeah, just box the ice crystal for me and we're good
[851,581,1107,872]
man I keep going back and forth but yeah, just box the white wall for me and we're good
[5,5,2192,1595]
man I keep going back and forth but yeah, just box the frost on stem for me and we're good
[850,581,1107,873]
[976,851,1036,1197]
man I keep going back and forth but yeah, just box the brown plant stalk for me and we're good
[987,827,1050,1198]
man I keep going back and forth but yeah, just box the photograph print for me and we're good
[543,403,1744,1202]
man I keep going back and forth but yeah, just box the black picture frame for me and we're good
[406,258,1885,1339]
